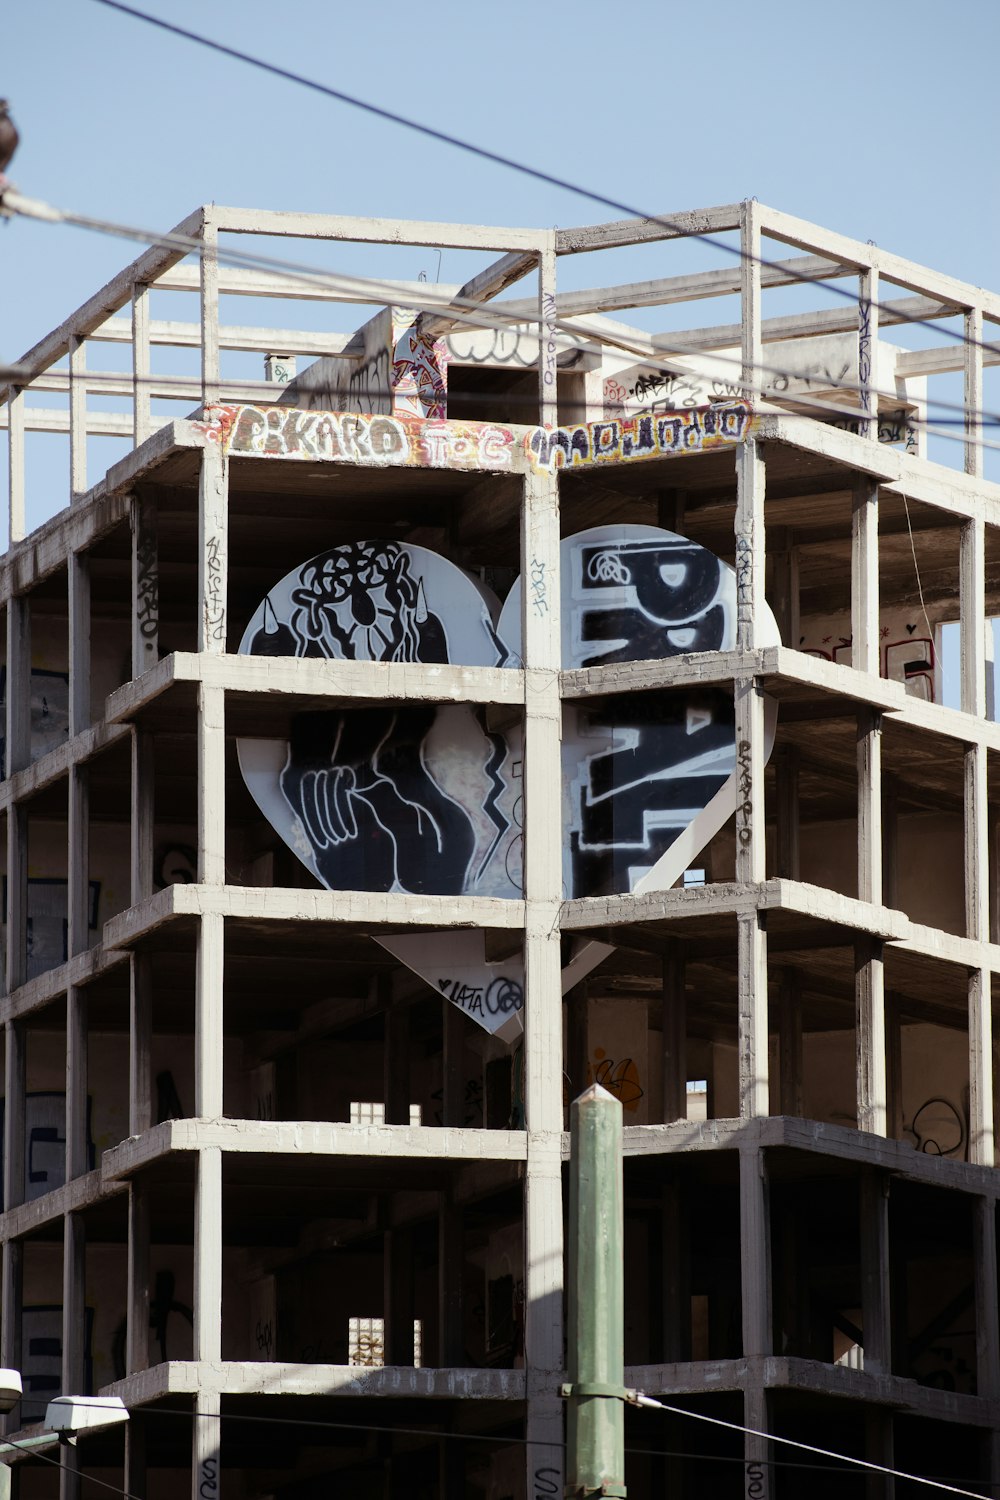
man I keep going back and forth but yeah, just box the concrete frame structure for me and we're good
[0,200,998,1496]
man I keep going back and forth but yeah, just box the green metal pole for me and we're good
[565,1082,626,1499]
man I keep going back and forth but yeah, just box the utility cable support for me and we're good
[2,188,998,454]
[626,1390,992,1500]
[88,0,1000,364]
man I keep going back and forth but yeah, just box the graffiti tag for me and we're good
[528,401,753,471]
[220,405,514,471]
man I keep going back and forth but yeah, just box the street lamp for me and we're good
[0,1371,129,1497]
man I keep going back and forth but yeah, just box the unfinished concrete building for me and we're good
[0,199,997,1498]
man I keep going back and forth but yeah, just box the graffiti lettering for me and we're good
[534,1468,561,1497]
[135,521,158,642]
[858,296,872,392]
[903,1096,967,1159]
[485,976,524,1016]
[603,376,628,410]
[828,408,917,452]
[569,694,736,893]
[576,537,729,666]
[446,325,537,368]
[530,556,549,616]
[255,1318,274,1358]
[221,405,513,471]
[737,737,752,847]
[342,346,391,416]
[199,1457,218,1500]
[745,1460,766,1499]
[592,1050,644,1110]
[635,368,703,409]
[711,377,745,400]
[204,534,225,642]
[438,979,485,1017]
[542,291,558,390]
[735,532,753,624]
[437,975,523,1019]
[528,401,753,471]
[431,1075,485,1127]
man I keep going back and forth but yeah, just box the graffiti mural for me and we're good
[238,542,521,903]
[391,310,449,419]
[497,524,779,897]
[239,525,779,1029]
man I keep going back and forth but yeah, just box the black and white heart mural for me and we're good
[237,525,779,1039]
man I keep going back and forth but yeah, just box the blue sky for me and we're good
[5,0,999,361]
[2,0,999,569]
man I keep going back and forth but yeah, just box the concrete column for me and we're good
[192,1389,221,1500]
[521,440,565,1498]
[740,1137,771,1500]
[193,1148,223,1365]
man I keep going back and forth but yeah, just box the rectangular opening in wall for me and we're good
[881,720,965,934]
[938,615,1000,719]
[879,493,959,709]
[349,1101,422,1125]
[346,1316,422,1368]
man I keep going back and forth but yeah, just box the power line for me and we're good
[38,1395,994,1498]
[2,164,999,445]
[86,0,1000,365]
[0,232,995,462]
[0,1429,140,1500]
[630,1391,991,1500]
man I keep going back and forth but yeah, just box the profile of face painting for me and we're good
[236,541,521,898]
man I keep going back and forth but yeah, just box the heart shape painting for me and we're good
[237,540,522,903]
[237,526,778,1036]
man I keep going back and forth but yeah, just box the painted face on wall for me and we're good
[248,540,448,664]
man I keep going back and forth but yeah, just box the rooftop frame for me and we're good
[3,200,998,550]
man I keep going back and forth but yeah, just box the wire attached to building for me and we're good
[3,174,995,459]
[0,1429,141,1500]
[2,187,998,459]
[627,1390,990,1500]
[28,1395,996,1500]
[85,0,999,366]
